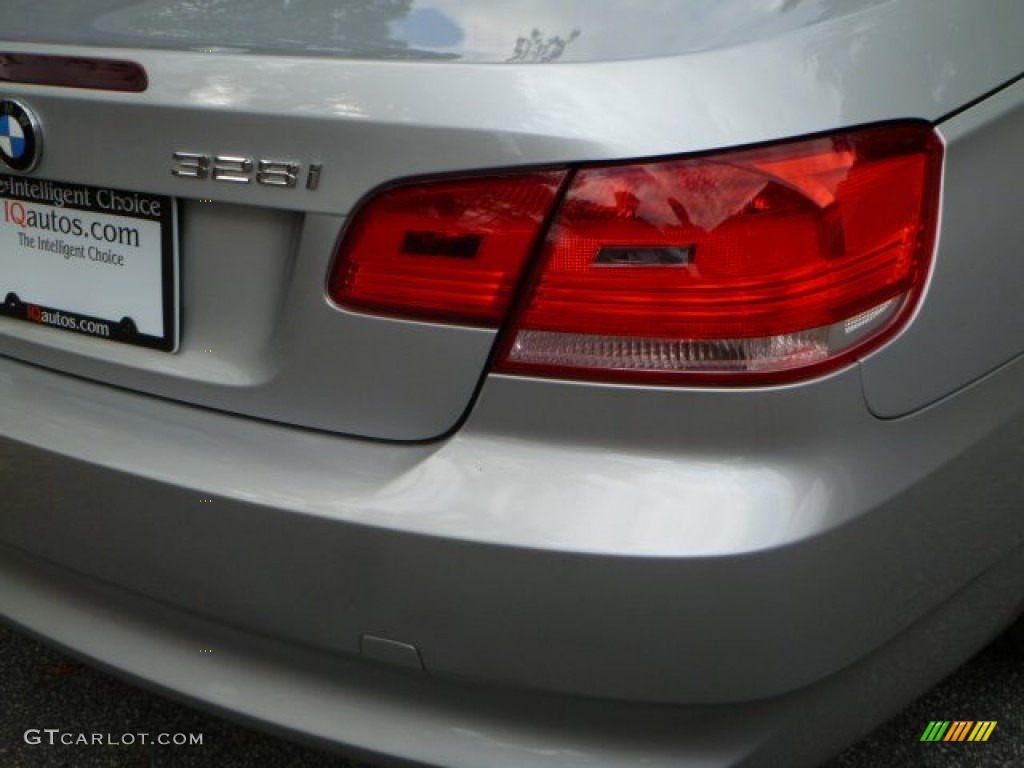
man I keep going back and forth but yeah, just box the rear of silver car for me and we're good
[3,1,1024,766]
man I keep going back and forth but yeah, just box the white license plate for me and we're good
[0,174,177,351]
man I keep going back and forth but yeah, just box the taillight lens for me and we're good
[329,172,568,325]
[330,123,942,384]
[495,122,943,384]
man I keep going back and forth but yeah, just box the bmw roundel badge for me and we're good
[0,99,42,173]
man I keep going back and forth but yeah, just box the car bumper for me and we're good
[2,353,1024,765]
[5,527,1023,768]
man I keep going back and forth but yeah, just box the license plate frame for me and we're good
[0,174,178,352]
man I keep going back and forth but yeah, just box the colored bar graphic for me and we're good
[920,720,997,742]
[968,722,998,742]
[921,721,950,741]
[944,721,972,741]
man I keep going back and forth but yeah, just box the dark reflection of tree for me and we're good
[147,0,417,55]
[778,0,878,19]
[2,0,462,60]
[507,28,581,64]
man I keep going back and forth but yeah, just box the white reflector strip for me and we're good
[506,298,901,375]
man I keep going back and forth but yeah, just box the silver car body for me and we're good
[2,1,1024,766]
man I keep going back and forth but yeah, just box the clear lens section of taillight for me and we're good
[495,122,943,384]
[328,172,568,326]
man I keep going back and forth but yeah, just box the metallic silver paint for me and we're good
[2,0,897,63]
[1,345,1024,702]
[6,537,1022,768]
[2,348,1024,764]
[863,78,1024,416]
[2,1,1024,766]
[0,0,1021,439]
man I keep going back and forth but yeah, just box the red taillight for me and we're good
[329,172,568,325]
[497,122,943,383]
[329,123,942,384]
